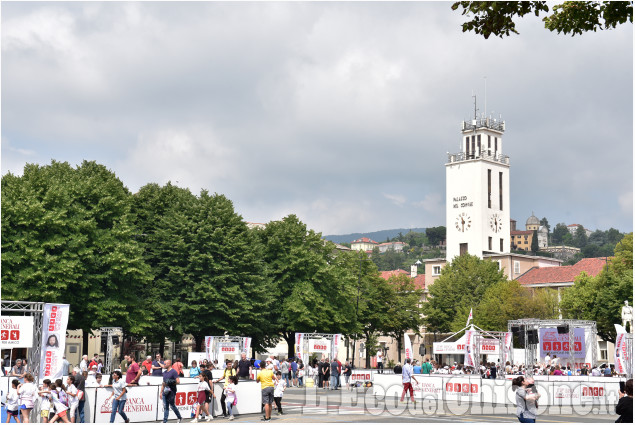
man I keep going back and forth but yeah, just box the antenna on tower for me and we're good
[472,92,478,120]
[484,76,487,118]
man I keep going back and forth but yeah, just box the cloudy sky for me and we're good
[2,2,632,235]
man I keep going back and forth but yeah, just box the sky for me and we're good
[2,2,633,236]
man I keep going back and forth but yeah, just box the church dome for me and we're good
[526,213,540,227]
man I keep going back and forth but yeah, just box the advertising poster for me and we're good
[39,304,70,380]
[539,328,585,358]
[94,385,159,423]
[205,336,214,361]
[309,339,331,354]
[404,333,412,360]
[1,316,34,349]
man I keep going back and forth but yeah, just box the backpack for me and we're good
[57,390,69,407]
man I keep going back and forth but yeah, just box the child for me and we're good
[274,371,286,415]
[224,376,238,421]
[18,373,38,423]
[38,379,52,423]
[191,372,212,422]
[95,373,104,387]
[48,382,71,423]
[66,375,80,423]
[6,379,21,423]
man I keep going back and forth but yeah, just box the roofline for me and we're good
[483,253,563,263]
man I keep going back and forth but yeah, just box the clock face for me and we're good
[455,212,471,232]
[490,214,503,233]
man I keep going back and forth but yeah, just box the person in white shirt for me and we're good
[273,371,286,415]
[105,371,129,423]
[224,375,238,420]
[376,350,384,374]
[6,379,21,423]
[550,355,558,367]
[192,373,212,423]
[80,355,89,373]
[544,353,551,367]
[48,381,71,423]
[38,379,53,423]
[66,375,80,422]
[18,373,38,423]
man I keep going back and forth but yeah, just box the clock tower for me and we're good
[445,111,510,261]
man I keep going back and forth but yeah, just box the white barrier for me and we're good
[372,374,623,407]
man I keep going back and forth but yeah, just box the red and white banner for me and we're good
[39,304,70,380]
[295,333,304,361]
[242,337,252,355]
[614,332,628,375]
[94,385,158,422]
[433,334,500,354]
[502,332,512,365]
[217,342,239,358]
[331,334,342,360]
[1,316,34,348]
[404,333,412,360]
[466,308,473,327]
[309,339,331,354]
[205,336,214,361]
[464,330,476,368]
[539,328,585,358]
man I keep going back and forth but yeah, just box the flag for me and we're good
[464,330,476,368]
[205,336,214,361]
[40,304,70,380]
[466,308,473,327]
[404,333,413,360]
[614,324,628,375]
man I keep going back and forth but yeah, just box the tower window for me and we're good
[460,243,468,256]
[495,137,498,153]
[471,136,475,158]
[465,137,469,154]
[514,261,520,275]
[488,135,491,148]
[499,172,503,210]
[500,238,504,252]
[488,169,492,208]
[488,237,492,251]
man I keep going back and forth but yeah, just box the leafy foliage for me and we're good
[452,1,632,39]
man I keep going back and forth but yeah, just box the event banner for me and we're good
[242,337,252,355]
[205,336,214,361]
[539,328,585,358]
[331,334,342,360]
[464,330,476,368]
[309,339,331,354]
[295,333,304,361]
[217,342,239,357]
[404,333,412,360]
[39,304,70,380]
[1,316,34,349]
[502,332,512,365]
[614,332,628,375]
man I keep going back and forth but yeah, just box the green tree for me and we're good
[255,215,357,358]
[423,254,506,333]
[551,223,569,244]
[2,161,151,353]
[475,281,558,331]
[560,234,633,341]
[540,217,551,233]
[426,226,446,246]
[451,1,633,39]
[574,225,588,248]
[531,230,539,253]
[383,274,425,362]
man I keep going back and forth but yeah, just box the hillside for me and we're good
[323,228,427,244]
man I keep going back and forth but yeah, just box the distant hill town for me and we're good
[322,228,427,245]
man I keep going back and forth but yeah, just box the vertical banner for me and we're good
[295,333,304,363]
[464,330,476,368]
[242,337,252,355]
[205,336,214,361]
[614,332,627,375]
[331,334,342,360]
[502,332,513,366]
[40,304,70,380]
[404,333,412,360]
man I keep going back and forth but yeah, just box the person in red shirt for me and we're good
[125,354,142,384]
[142,356,153,377]
[336,358,342,389]
[88,358,99,371]
[173,358,184,377]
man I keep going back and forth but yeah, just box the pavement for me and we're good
[166,386,619,423]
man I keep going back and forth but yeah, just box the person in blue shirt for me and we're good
[413,360,422,374]
[290,359,298,387]
[254,359,262,369]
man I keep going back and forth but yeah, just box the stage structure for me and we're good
[1,301,45,381]
[433,324,511,377]
[100,327,121,375]
[508,318,597,376]
[205,336,252,364]
[294,333,342,365]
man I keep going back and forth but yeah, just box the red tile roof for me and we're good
[517,257,610,285]
[511,230,533,236]
[352,237,379,244]
[380,269,426,290]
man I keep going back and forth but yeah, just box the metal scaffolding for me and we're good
[100,327,122,375]
[1,301,45,381]
[508,318,597,376]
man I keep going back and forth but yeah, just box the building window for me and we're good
[432,266,441,276]
[488,237,492,251]
[599,341,608,361]
[460,243,468,256]
[514,261,520,275]
[488,135,491,148]
[496,260,501,270]
[495,137,498,153]
[500,238,504,252]
[465,137,469,154]
[488,169,492,208]
[471,136,475,157]
[499,172,503,210]
[477,135,481,155]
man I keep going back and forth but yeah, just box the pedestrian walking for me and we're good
[400,359,418,405]
[161,360,182,423]
[512,376,541,423]
[224,376,238,421]
[256,359,275,422]
[104,371,129,423]
[273,371,285,415]
[330,358,340,390]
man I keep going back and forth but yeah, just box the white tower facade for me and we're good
[446,115,510,261]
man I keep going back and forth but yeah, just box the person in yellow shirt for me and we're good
[257,359,275,422]
[213,360,236,418]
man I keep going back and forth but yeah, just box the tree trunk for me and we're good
[397,338,402,363]
[282,332,295,359]
[159,339,165,358]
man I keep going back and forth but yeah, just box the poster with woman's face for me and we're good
[46,333,60,349]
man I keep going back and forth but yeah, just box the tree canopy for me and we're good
[452,1,633,39]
